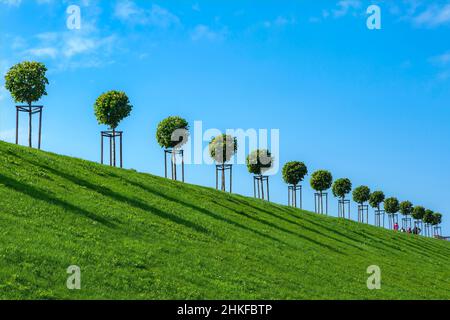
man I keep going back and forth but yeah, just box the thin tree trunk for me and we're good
[112,128,116,167]
[28,103,32,148]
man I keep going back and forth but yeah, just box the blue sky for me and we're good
[1,0,449,234]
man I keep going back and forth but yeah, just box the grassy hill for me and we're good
[0,141,449,300]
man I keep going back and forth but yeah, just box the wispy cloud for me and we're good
[114,1,180,28]
[190,24,227,42]
[411,4,450,27]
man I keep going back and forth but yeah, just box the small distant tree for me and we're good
[423,210,435,224]
[156,116,189,180]
[332,178,352,200]
[399,200,413,229]
[399,201,413,216]
[5,61,49,147]
[432,213,442,226]
[310,170,333,194]
[353,186,371,205]
[94,90,133,167]
[384,197,399,229]
[246,149,273,175]
[310,170,333,214]
[282,161,308,186]
[384,197,400,215]
[209,134,238,164]
[369,191,385,211]
[412,206,425,221]
[209,134,238,191]
[353,186,371,223]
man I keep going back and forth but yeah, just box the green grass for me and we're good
[0,141,449,300]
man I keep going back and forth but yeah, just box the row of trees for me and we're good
[3,61,445,237]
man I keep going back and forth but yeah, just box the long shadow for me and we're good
[0,173,115,228]
[111,177,294,248]
[218,197,363,252]
[15,157,210,236]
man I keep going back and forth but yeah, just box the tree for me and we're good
[310,170,333,193]
[282,161,308,186]
[399,201,413,216]
[332,178,352,199]
[412,206,425,220]
[369,191,385,211]
[156,116,189,149]
[423,210,435,224]
[384,197,400,214]
[432,213,442,226]
[94,91,132,167]
[352,186,371,205]
[246,149,273,175]
[5,61,49,147]
[209,134,238,164]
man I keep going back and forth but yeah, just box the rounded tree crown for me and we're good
[384,197,400,214]
[332,178,352,198]
[310,170,333,192]
[246,149,273,175]
[209,134,238,164]
[432,213,442,226]
[352,186,371,204]
[5,61,49,105]
[282,161,308,186]
[156,116,189,149]
[399,201,413,216]
[412,206,426,220]
[423,210,435,224]
[369,191,385,209]
[94,91,132,129]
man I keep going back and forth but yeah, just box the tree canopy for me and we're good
[384,197,400,214]
[423,210,435,224]
[352,186,371,204]
[332,178,352,199]
[412,206,426,220]
[432,213,442,226]
[282,161,308,186]
[209,134,238,164]
[246,149,273,175]
[5,61,49,106]
[369,191,385,209]
[94,91,132,130]
[399,201,413,216]
[310,170,333,192]
[156,116,189,149]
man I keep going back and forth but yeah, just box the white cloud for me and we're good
[114,1,180,28]
[0,0,21,6]
[411,4,450,27]
[333,0,362,18]
[190,25,227,42]
[429,52,450,66]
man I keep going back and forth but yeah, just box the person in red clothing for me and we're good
[394,222,399,231]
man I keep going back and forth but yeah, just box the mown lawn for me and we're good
[0,141,449,300]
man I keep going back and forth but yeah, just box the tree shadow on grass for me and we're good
[106,175,296,248]
[0,173,115,228]
[12,155,210,236]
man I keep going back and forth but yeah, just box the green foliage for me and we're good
[384,197,400,214]
[432,213,443,226]
[4,61,49,105]
[369,191,385,209]
[156,116,189,149]
[332,178,352,199]
[282,161,308,186]
[0,141,450,300]
[94,91,133,129]
[209,134,238,164]
[399,201,413,216]
[412,206,426,220]
[246,149,273,175]
[423,210,435,224]
[310,170,333,192]
[352,186,371,204]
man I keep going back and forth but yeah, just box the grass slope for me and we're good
[0,141,449,300]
